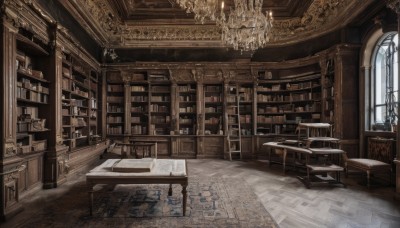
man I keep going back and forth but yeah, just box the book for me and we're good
[111,158,155,173]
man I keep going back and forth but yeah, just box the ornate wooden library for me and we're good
[1,0,400,226]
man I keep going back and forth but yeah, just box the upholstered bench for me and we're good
[344,158,392,188]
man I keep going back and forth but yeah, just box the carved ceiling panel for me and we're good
[107,0,313,22]
[57,0,375,48]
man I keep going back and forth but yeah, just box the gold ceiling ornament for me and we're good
[273,0,357,40]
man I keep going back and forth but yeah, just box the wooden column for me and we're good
[123,81,131,139]
[387,0,400,199]
[100,69,107,139]
[43,27,69,189]
[0,18,23,221]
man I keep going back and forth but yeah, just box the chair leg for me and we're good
[367,171,370,189]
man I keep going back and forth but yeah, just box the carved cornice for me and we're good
[58,0,374,48]
[2,0,53,45]
[387,0,400,14]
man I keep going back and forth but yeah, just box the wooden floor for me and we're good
[4,158,400,228]
[189,159,400,228]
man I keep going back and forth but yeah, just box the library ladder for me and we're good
[227,85,242,161]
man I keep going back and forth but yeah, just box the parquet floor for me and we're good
[189,159,400,228]
[3,158,400,228]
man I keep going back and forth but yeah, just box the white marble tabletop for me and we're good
[86,159,187,177]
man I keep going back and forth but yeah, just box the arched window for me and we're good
[371,32,398,129]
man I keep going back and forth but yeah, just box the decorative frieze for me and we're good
[58,0,372,48]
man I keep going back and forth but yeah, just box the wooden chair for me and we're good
[343,137,393,188]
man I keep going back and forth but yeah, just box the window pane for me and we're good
[375,106,386,123]
[372,32,398,126]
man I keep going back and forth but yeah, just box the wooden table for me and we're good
[86,159,188,216]
[263,141,311,174]
[263,142,346,188]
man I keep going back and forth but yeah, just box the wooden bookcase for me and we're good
[238,83,254,136]
[149,73,171,135]
[61,52,93,151]
[256,70,322,136]
[203,84,224,135]
[178,84,197,135]
[106,83,125,136]
[16,32,51,156]
[131,82,149,135]
[89,70,100,144]
[322,59,335,124]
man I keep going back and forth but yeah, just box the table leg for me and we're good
[283,149,287,175]
[88,184,94,216]
[168,184,172,196]
[181,184,187,216]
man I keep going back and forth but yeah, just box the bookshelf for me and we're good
[131,83,149,135]
[149,75,171,135]
[238,83,254,136]
[106,83,125,136]
[323,59,335,124]
[61,52,94,150]
[16,32,50,155]
[178,84,197,135]
[204,84,224,135]
[256,71,322,135]
[89,70,100,144]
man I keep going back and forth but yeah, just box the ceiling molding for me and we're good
[59,0,375,49]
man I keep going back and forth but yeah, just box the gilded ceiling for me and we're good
[58,0,374,49]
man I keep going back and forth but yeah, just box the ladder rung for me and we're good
[229,150,241,153]
[228,138,241,140]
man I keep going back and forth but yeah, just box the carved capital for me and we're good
[388,0,400,14]
[121,71,133,83]
[170,69,194,82]
[5,142,17,157]
[191,68,204,82]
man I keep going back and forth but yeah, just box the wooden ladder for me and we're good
[227,85,242,161]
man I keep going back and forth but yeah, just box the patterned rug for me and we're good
[12,176,278,227]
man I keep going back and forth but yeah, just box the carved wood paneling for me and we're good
[1,22,17,158]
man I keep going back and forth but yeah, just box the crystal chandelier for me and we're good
[176,0,273,52]
[219,0,273,52]
[176,0,219,24]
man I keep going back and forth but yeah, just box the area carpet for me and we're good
[12,176,278,227]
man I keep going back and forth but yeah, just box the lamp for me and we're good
[176,0,273,52]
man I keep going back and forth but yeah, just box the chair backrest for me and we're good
[367,137,395,164]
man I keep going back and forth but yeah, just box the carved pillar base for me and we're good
[1,158,26,221]
[43,145,69,189]
[394,160,400,200]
